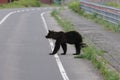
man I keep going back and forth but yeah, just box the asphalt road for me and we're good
[0,7,103,80]
[0,7,64,80]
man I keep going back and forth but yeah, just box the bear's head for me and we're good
[45,30,58,39]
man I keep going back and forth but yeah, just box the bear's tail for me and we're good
[80,43,88,48]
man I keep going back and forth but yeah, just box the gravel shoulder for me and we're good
[59,8,120,72]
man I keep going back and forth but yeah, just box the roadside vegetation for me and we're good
[69,2,120,80]
[105,2,120,8]
[77,41,120,80]
[51,5,120,80]
[68,1,120,80]
[51,9,75,31]
[68,1,120,32]
[0,0,41,8]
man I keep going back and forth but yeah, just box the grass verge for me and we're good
[105,2,120,8]
[68,1,120,32]
[76,40,120,80]
[51,8,120,80]
[0,0,41,8]
[51,9,75,31]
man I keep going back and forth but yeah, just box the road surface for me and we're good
[0,7,103,80]
[0,7,64,80]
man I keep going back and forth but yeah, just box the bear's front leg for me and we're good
[61,43,67,55]
[49,41,60,55]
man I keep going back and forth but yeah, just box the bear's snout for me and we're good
[45,35,48,38]
[45,35,50,38]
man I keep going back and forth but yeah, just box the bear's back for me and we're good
[65,31,82,44]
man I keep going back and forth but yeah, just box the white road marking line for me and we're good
[0,8,39,25]
[41,12,69,80]
[0,11,16,25]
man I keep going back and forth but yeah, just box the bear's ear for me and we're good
[48,30,51,32]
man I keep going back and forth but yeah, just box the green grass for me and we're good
[105,2,120,8]
[68,1,84,15]
[51,10,75,31]
[51,6,120,80]
[76,42,120,80]
[84,13,120,32]
[0,0,41,8]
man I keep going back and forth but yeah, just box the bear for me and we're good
[45,30,87,55]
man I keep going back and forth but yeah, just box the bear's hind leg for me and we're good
[61,43,67,55]
[73,43,81,55]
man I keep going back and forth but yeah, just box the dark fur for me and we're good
[45,30,87,55]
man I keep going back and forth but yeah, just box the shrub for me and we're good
[68,1,84,15]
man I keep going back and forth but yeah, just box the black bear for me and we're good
[45,30,87,55]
